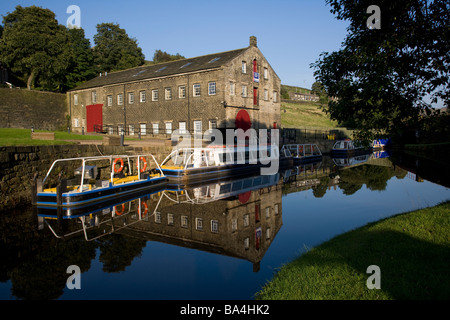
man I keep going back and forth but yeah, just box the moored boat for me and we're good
[281,144,322,165]
[160,144,292,183]
[33,154,167,207]
[331,139,373,158]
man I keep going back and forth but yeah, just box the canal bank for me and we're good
[255,200,450,300]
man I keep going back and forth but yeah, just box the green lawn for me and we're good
[0,128,101,146]
[281,102,338,129]
[256,201,450,300]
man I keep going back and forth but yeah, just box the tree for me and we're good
[152,50,185,63]
[93,23,145,73]
[311,81,329,105]
[311,0,450,139]
[65,27,97,90]
[0,5,72,91]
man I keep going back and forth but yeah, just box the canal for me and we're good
[0,151,449,300]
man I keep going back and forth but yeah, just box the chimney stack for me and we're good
[250,36,257,47]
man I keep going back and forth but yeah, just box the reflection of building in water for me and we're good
[112,175,283,272]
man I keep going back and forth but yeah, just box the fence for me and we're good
[281,127,353,143]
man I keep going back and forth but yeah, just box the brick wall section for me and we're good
[0,144,172,212]
[0,88,67,130]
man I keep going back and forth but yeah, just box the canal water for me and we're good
[0,151,449,300]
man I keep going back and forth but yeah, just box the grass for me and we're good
[256,201,450,300]
[281,102,338,129]
[0,128,102,146]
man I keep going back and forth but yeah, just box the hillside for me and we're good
[281,102,338,129]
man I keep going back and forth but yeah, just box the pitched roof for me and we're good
[70,47,248,91]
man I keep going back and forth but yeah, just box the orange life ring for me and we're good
[137,157,147,173]
[298,145,303,155]
[115,204,125,216]
[140,202,148,217]
[113,158,124,173]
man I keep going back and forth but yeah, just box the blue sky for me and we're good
[0,0,349,90]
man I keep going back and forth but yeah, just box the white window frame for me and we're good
[264,89,268,101]
[92,91,97,104]
[129,125,135,136]
[73,118,80,128]
[193,84,201,97]
[165,87,172,100]
[208,82,216,95]
[229,82,235,95]
[107,95,113,107]
[154,212,161,223]
[167,213,174,225]
[211,220,219,233]
[264,67,268,80]
[165,122,172,134]
[242,85,248,97]
[140,123,147,136]
[193,120,202,134]
[273,91,278,103]
[140,90,146,102]
[74,94,78,105]
[179,85,186,98]
[152,89,159,101]
[242,61,247,74]
[128,92,134,104]
[196,218,203,231]
[152,123,159,134]
[179,121,186,134]
[208,120,217,131]
[117,94,123,106]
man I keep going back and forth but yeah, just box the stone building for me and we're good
[67,36,281,137]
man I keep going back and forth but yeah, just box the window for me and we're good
[167,213,174,225]
[107,125,114,135]
[193,84,201,97]
[208,82,216,95]
[152,123,159,134]
[140,91,146,102]
[179,85,186,98]
[128,92,134,104]
[165,88,172,100]
[208,57,221,63]
[208,120,217,131]
[107,95,113,107]
[165,122,172,134]
[242,61,247,74]
[242,85,247,97]
[196,218,203,231]
[117,94,123,105]
[155,212,161,223]
[140,123,147,136]
[266,228,271,239]
[229,82,235,95]
[264,89,268,101]
[180,62,192,69]
[264,67,268,80]
[118,124,124,135]
[92,91,97,104]
[181,216,188,228]
[244,237,250,250]
[73,118,80,128]
[211,220,219,233]
[231,219,237,232]
[273,91,278,103]
[179,121,186,134]
[265,207,270,218]
[194,120,202,134]
[274,203,279,215]
[129,125,135,136]
[74,94,78,105]
[243,214,249,227]
[152,89,159,101]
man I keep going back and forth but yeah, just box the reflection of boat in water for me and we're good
[160,144,292,183]
[331,140,373,157]
[281,144,322,165]
[33,154,167,208]
[332,153,373,167]
[372,138,391,150]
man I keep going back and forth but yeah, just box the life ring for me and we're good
[115,204,125,216]
[113,158,124,173]
[137,157,147,173]
[140,202,148,217]
[298,145,303,155]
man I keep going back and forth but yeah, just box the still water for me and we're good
[1,151,449,300]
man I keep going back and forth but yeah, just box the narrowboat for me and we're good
[33,154,167,207]
[160,144,292,183]
[331,139,373,158]
[281,144,322,165]
[372,138,391,150]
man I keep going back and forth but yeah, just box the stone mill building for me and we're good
[67,36,281,137]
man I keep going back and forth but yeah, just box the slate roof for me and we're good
[70,47,248,91]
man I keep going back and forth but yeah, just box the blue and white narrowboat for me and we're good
[281,144,322,165]
[33,154,167,207]
[331,139,373,157]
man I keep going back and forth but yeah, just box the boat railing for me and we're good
[42,154,163,192]
[282,144,322,157]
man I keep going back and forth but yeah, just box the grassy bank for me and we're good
[256,201,450,300]
[0,128,102,146]
[281,102,338,129]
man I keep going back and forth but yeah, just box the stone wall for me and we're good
[0,144,172,212]
[0,88,67,131]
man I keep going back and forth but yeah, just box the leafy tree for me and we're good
[93,23,145,72]
[65,27,97,90]
[0,5,72,91]
[311,0,450,139]
[152,49,185,63]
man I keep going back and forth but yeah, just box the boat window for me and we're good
[242,179,253,189]
[253,176,262,186]
[232,181,243,192]
[220,184,231,194]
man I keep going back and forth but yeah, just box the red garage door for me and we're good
[86,104,103,133]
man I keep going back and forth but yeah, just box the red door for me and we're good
[86,104,103,133]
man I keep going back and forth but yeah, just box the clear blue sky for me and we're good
[1,0,349,90]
